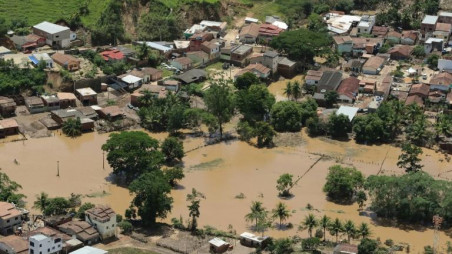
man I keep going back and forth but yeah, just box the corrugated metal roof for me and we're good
[422,15,439,25]
[33,21,69,34]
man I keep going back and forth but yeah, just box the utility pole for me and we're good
[102,151,105,169]
[57,161,60,177]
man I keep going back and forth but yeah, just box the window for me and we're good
[112,224,115,227]
[58,245,61,248]
[40,244,42,247]
[47,249,50,252]
[52,247,55,250]
[106,226,109,229]
[15,217,18,220]
[54,239,61,243]
[6,219,10,223]
[30,242,35,246]
[30,250,34,254]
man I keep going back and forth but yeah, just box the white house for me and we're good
[85,205,116,240]
[29,234,63,254]
[357,15,376,34]
[424,37,444,54]
[32,21,71,48]
[120,75,142,89]
[70,246,108,254]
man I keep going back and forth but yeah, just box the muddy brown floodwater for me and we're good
[0,130,451,253]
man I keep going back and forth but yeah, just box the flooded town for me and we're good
[1,0,452,254]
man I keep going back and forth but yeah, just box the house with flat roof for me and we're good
[85,205,116,240]
[277,57,297,78]
[120,74,143,89]
[439,11,452,25]
[240,232,269,247]
[0,97,16,117]
[0,202,24,235]
[336,106,359,121]
[25,96,46,114]
[56,93,77,109]
[0,119,19,138]
[421,15,439,40]
[51,109,94,131]
[376,75,392,98]
[51,53,80,71]
[184,24,206,39]
[41,95,60,111]
[424,37,444,54]
[200,20,227,35]
[325,13,361,34]
[29,233,63,254]
[209,238,229,253]
[98,106,124,121]
[221,45,253,67]
[76,88,97,106]
[69,246,108,254]
[357,15,375,35]
[0,235,28,254]
[33,21,70,48]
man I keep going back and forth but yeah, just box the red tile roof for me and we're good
[410,83,430,97]
[402,30,418,41]
[337,77,360,99]
[388,45,413,57]
[405,94,424,107]
[100,49,124,61]
[259,24,284,36]
[387,31,402,38]
[436,22,452,32]
[372,26,389,36]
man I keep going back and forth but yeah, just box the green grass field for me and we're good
[0,0,111,28]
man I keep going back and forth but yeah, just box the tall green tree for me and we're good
[161,137,184,164]
[319,215,331,242]
[270,28,332,66]
[436,114,452,138]
[358,238,379,254]
[323,165,365,203]
[292,81,302,101]
[271,101,303,132]
[324,91,339,108]
[300,213,318,238]
[187,199,200,231]
[102,131,164,182]
[44,197,71,216]
[272,202,291,229]
[235,84,275,123]
[234,72,260,90]
[329,218,343,243]
[0,17,8,37]
[276,173,294,197]
[128,170,173,225]
[327,113,352,139]
[397,142,423,173]
[163,167,184,187]
[91,0,124,45]
[0,172,26,207]
[204,79,235,139]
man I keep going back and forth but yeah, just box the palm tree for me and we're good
[283,81,293,100]
[245,201,266,229]
[358,222,371,239]
[292,81,302,101]
[319,215,331,242]
[272,202,291,229]
[343,220,356,242]
[139,90,155,107]
[300,213,318,238]
[62,117,82,137]
[435,114,452,138]
[33,192,49,213]
[329,218,343,243]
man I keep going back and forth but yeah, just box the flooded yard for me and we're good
[0,130,451,253]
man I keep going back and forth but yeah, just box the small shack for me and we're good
[57,92,77,108]
[98,106,123,121]
[209,238,230,253]
[0,119,19,138]
[240,232,269,247]
[76,88,97,106]
[25,96,45,114]
[51,52,81,71]
[0,97,16,117]
[41,95,60,111]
